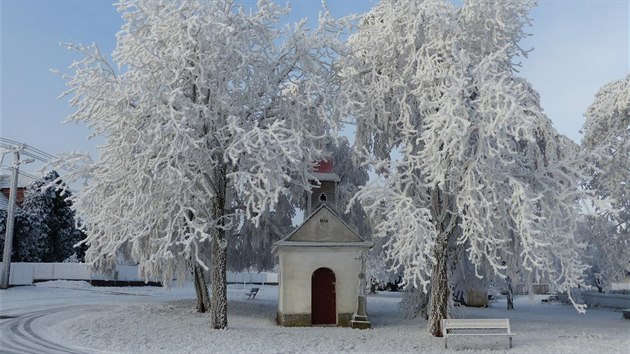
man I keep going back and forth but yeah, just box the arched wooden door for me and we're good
[311,267,336,325]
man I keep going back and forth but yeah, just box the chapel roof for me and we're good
[274,204,371,250]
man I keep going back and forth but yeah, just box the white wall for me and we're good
[278,247,362,315]
[581,291,630,309]
[1,262,278,286]
[611,276,630,291]
[227,271,278,284]
[7,263,34,285]
[0,262,141,285]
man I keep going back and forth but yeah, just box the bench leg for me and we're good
[509,336,512,349]
[444,336,447,349]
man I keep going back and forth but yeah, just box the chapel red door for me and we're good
[311,267,336,325]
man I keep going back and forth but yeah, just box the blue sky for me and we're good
[1,0,628,176]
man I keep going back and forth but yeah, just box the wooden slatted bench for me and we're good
[442,318,514,349]
[245,287,259,300]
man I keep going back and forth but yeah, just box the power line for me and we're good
[0,138,55,160]
[0,138,82,173]
[17,170,41,182]
[0,138,57,166]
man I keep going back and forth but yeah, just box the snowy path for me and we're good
[0,305,105,354]
[1,281,629,353]
[0,281,192,354]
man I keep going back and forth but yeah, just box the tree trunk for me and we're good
[506,277,514,310]
[193,264,210,313]
[427,186,457,337]
[595,274,604,293]
[209,164,228,329]
[210,234,228,329]
[428,230,450,337]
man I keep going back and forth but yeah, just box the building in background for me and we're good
[0,174,32,210]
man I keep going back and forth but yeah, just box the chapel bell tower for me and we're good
[274,156,371,329]
[306,159,340,217]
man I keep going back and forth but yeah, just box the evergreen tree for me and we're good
[0,187,51,263]
[16,198,51,262]
[35,171,85,262]
[0,171,85,262]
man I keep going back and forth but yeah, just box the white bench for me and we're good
[442,318,514,349]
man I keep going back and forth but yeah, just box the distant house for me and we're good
[0,192,8,211]
[0,174,32,210]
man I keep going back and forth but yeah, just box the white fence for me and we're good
[0,262,278,286]
[227,271,278,284]
[0,262,152,285]
[581,291,630,309]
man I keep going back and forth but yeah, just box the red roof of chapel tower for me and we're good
[314,159,333,173]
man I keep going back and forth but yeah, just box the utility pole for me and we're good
[1,147,33,289]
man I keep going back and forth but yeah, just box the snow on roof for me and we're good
[308,172,340,182]
[0,174,33,189]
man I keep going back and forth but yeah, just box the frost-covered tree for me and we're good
[335,143,394,291]
[57,0,344,329]
[0,171,84,262]
[15,184,53,262]
[1,188,50,263]
[227,137,373,273]
[0,207,49,262]
[227,192,294,272]
[580,74,630,287]
[330,138,394,289]
[341,0,588,336]
[331,137,371,235]
[36,171,86,262]
[576,217,617,292]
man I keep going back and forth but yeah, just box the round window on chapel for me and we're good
[319,193,327,202]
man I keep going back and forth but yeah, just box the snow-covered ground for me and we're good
[1,281,628,353]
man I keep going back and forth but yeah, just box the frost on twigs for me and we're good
[55,0,346,289]
[349,163,436,293]
[39,152,94,191]
[579,74,630,289]
[341,0,589,316]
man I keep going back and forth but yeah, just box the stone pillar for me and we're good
[351,250,371,329]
